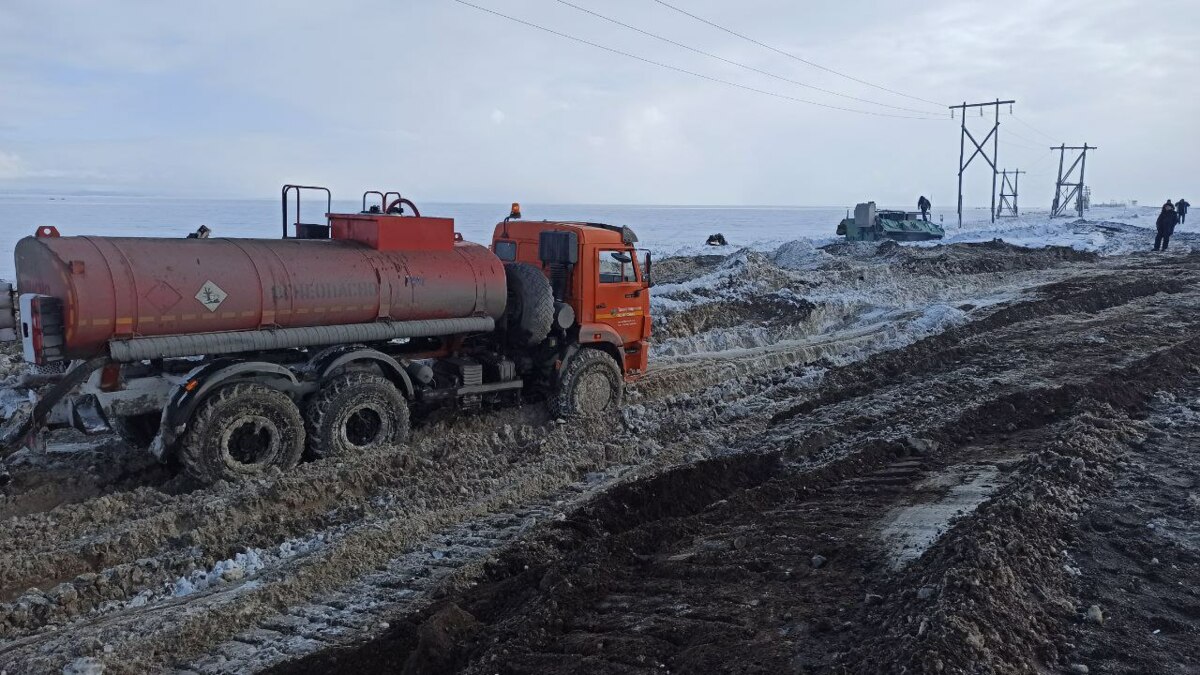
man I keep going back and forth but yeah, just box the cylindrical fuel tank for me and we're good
[14,235,506,360]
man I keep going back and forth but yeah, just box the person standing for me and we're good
[1155,201,1179,251]
[1176,198,1190,225]
[917,195,931,221]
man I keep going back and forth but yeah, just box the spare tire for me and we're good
[503,262,554,347]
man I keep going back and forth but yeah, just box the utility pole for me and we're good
[996,169,1025,218]
[950,99,1016,228]
[1050,144,1097,218]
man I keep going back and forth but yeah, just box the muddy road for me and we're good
[0,236,1197,673]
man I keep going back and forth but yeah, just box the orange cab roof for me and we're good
[492,220,637,246]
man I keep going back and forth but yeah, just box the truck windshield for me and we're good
[493,240,517,261]
[598,249,636,283]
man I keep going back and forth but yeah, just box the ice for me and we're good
[164,533,330,600]
[0,388,31,423]
[771,239,836,271]
[907,304,968,338]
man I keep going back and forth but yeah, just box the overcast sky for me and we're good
[0,0,1195,206]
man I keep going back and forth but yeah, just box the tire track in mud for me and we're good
[271,266,1200,675]
[844,394,1200,670]
[0,252,1191,672]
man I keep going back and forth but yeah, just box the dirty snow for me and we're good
[0,201,1193,673]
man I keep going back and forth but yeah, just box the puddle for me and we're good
[878,462,1007,570]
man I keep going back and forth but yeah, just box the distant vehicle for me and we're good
[837,201,945,242]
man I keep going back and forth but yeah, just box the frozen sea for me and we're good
[0,193,1166,282]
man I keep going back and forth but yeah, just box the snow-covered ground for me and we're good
[0,195,1188,673]
[665,205,1175,259]
[0,193,1178,281]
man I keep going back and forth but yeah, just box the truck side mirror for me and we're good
[643,251,653,288]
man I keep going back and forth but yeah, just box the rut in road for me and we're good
[0,247,1185,673]
[271,256,1200,674]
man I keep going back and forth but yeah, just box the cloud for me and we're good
[0,151,23,180]
[0,0,1196,204]
[0,150,75,181]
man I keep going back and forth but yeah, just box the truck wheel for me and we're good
[179,382,305,485]
[553,348,623,417]
[503,262,554,347]
[109,412,160,449]
[305,372,410,459]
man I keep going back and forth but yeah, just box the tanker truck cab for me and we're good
[489,217,652,383]
[0,187,653,487]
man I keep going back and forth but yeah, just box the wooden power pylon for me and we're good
[1050,144,1097,218]
[950,99,1016,228]
[996,169,1025,218]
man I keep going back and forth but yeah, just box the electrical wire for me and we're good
[1004,148,1057,178]
[554,0,935,115]
[1010,114,1059,143]
[651,0,947,109]
[1026,148,1057,170]
[453,0,943,120]
[1004,140,1045,153]
[1002,127,1045,149]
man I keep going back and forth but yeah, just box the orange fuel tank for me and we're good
[14,215,507,360]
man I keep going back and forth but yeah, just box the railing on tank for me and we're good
[281,184,332,239]
[361,190,422,217]
[362,191,386,213]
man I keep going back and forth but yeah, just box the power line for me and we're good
[652,0,946,109]
[553,0,934,115]
[1029,148,1056,167]
[1011,114,1059,143]
[452,0,943,119]
[1003,126,1044,148]
[1019,148,1057,176]
[1005,141,1045,153]
[1002,137,1045,153]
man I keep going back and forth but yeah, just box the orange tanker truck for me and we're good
[1,185,653,484]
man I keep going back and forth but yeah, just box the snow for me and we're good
[771,239,837,271]
[907,304,969,338]
[644,205,1182,260]
[0,388,32,423]
[172,533,330,598]
[1,194,1182,283]
[898,205,1197,256]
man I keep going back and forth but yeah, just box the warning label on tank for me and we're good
[195,281,228,312]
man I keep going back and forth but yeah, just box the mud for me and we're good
[273,250,1200,675]
[1063,392,1200,673]
[0,242,1198,673]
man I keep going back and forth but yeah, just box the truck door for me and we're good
[591,246,647,347]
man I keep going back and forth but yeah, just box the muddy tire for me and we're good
[503,262,554,347]
[179,383,305,485]
[305,372,410,459]
[553,348,624,417]
[109,412,160,449]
